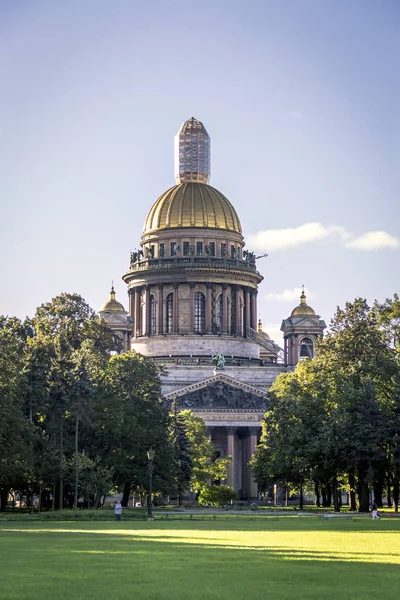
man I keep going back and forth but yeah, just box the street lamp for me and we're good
[147,448,155,519]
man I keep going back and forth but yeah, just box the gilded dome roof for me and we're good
[291,290,316,317]
[143,183,242,234]
[100,287,125,313]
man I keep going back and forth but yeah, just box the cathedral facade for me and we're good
[100,118,326,500]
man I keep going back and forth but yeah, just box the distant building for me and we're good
[99,118,326,499]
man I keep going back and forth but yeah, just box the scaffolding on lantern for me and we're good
[174,117,211,184]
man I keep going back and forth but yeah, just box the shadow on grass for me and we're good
[1,535,400,600]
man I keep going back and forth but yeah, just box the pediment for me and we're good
[103,313,131,325]
[164,372,268,411]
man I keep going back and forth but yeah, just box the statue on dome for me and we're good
[189,245,195,256]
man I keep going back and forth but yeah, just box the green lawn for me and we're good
[1,517,399,600]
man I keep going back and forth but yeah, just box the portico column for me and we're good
[207,426,214,443]
[173,283,179,333]
[134,287,141,337]
[206,283,212,333]
[222,284,228,334]
[244,287,251,337]
[248,427,259,499]
[235,287,241,336]
[250,290,257,330]
[227,427,236,489]
[189,283,195,333]
[145,285,151,336]
[158,284,163,335]
[129,289,134,319]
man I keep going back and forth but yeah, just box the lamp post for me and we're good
[147,448,155,519]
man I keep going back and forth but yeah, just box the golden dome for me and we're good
[143,183,242,234]
[100,287,125,312]
[291,289,316,317]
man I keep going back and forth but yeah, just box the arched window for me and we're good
[216,294,223,333]
[194,292,205,333]
[299,337,314,359]
[166,293,173,333]
[150,295,156,335]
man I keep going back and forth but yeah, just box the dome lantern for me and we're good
[174,117,210,185]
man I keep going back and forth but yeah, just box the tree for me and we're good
[198,484,237,507]
[169,399,193,505]
[93,351,173,506]
[180,411,231,497]
[0,317,34,510]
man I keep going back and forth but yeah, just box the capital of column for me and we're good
[227,426,237,435]
[249,427,260,436]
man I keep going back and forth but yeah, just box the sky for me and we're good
[0,0,399,343]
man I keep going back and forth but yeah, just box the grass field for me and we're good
[1,517,399,600]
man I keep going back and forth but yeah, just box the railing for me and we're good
[126,256,260,275]
[246,327,284,362]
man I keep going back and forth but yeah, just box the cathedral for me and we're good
[98,118,326,500]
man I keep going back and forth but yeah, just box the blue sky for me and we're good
[0,0,398,342]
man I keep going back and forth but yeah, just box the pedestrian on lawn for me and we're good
[371,499,380,520]
[114,501,123,521]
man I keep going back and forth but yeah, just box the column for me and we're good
[250,290,257,330]
[158,284,163,335]
[207,426,214,443]
[248,427,259,499]
[134,287,141,337]
[244,287,251,338]
[145,285,151,336]
[129,289,135,318]
[206,283,212,333]
[173,283,179,333]
[227,427,236,489]
[189,283,195,333]
[222,284,228,334]
[235,287,241,336]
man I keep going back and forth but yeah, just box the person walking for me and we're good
[371,499,380,520]
[114,501,123,521]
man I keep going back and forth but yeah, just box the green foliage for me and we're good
[180,411,231,496]
[198,484,237,506]
[253,297,400,512]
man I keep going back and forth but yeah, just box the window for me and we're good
[150,295,156,335]
[299,337,313,359]
[221,243,227,257]
[166,293,173,333]
[183,241,190,256]
[216,294,223,333]
[194,292,205,333]
[196,241,203,256]
[170,242,176,256]
[209,242,215,256]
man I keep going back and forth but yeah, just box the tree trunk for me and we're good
[299,477,304,510]
[326,483,332,506]
[0,487,9,512]
[348,470,357,511]
[52,483,56,511]
[74,411,79,510]
[393,464,399,512]
[59,415,64,510]
[357,462,370,512]
[321,486,327,507]
[121,482,131,507]
[387,473,392,508]
[332,478,340,512]
[93,494,102,510]
[373,469,384,508]
[314,482,320,507]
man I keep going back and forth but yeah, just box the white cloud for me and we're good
[265,287,313,302]
[346,231,399,250]
[247,222,398,253]
[247,222,348,252]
